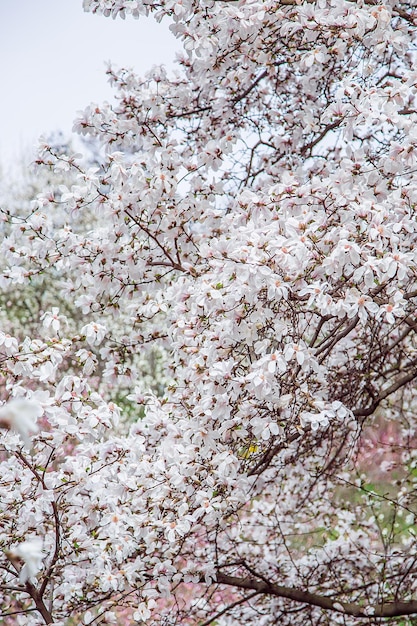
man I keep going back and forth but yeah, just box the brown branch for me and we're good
[232,70,268,107]
[399,108,417,115]
[4,555,53,624]
[125,209,185,272]
[300,119,344,157]
[216,572,417,618]
[39,501,61,597]
[14,451,59,617]
[315,315,359,360]
[308,314,333,349]
[248,428,302,476]
[0,607,39,619]
[199,591,259,626]
[354,361,417,417]
[25,581,53,624]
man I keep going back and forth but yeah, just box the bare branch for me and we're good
[216,572,417,618]
[199,591,260,626]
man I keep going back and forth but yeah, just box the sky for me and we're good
[0,0,180,170]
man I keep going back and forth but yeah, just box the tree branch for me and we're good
[216,573,417,618]
[232,70,268,107]
[199,591,260,626]
[25,581,53,624]
[354,360,417,417]
[125,208,186,273]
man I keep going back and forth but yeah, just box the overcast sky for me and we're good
[0,0,179,169]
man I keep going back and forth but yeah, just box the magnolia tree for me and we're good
[0,147,168,408]
[1,0,417,624]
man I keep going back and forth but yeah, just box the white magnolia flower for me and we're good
[133,600,156,623]
[81,322,107,346]
[0,399,42,449]
[10,538,45,583]
[75,348,98,375]
[41,307,68,333]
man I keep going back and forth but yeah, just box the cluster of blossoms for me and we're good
[1,0,417,624]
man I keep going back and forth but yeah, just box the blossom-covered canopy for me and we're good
[1,0,417,624]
